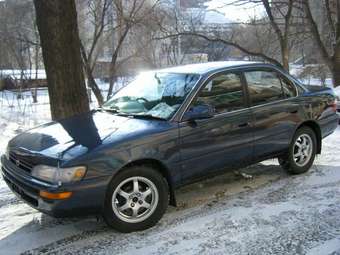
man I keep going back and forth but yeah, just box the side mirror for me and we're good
[183,104,215,121]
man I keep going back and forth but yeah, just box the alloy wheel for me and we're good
[293,134,313,167]
[112,176,159,223]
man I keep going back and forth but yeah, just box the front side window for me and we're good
[195,73,245,114]
[102,72,200,119]
[245,70,284,105]
[281,76,297,98]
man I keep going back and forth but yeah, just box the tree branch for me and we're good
[154,32,283,68]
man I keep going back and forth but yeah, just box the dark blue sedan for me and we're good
[1,61,338,232]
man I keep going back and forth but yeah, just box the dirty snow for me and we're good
[0,94,340,254]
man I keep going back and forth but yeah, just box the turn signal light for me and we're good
[39,191,72,200]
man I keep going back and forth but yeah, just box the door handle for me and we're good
[238,122,249,128]
[289,110,298,114]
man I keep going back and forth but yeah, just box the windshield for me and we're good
[102,72,200,119]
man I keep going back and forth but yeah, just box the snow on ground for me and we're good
[289,64,334,88]
[299,78,334,87]
[0,94,340,254]
[334,86,340,97]
[0,70,46,80]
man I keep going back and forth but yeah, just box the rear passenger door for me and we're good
[243,68,300,160]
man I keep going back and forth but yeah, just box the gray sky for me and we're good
[206,0,265,22]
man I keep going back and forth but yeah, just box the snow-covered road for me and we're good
[0,112,339,254]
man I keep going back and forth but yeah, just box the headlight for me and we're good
[31,165,86,184]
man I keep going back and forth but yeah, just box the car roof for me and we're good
[156,61,267,75]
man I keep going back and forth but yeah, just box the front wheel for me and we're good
[103,166,168,233]
[279,126,317,174]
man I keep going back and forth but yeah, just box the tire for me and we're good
[279,126,317,174]
[103,165,168,233]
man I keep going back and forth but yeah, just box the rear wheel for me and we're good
[279,126,317,174]
[103,166,168,233]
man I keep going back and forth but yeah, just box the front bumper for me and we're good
[1,155,110,217]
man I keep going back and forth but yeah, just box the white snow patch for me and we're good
[307,238,340,255]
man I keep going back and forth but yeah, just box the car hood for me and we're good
[8,110,168,161]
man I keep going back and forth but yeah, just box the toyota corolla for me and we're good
[1,61,338,232]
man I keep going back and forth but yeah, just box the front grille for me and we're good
[9,151,35,173]
[2,167,39,207]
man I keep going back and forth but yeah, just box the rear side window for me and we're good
[245,71,284,105]
[195,72,245,114]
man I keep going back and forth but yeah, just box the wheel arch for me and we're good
[114,158,177,206]
[296,120,322,154]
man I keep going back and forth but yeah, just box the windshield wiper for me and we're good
[99,107,120,114]
[118,113,167,121]
[100,108,166,121]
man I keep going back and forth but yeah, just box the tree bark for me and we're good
[332,0,340,87]
[33,0,90,120]
[107,74,117,100]
[281,44,290,71]
[87,73,104,105]
[332,48,340,87]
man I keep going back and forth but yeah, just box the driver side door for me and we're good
[178,71,254,184]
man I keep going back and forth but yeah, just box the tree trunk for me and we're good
[88,74,104,105]
[107,53,119,100]
[332,44,340,87]
[80,43,104,106]
[107,71,117,100]
[331,60,340,88]
[31,88,38,103]
[281,44,290,72]
[33,0,90,120]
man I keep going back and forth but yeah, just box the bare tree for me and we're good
[156,0,299,71]
[78,0,111,106]
[261,0,295,70]
[77,0,161,102]
[0,0,35,70]
[0,0,43,104]
[34,0,90,120]
[106,0,161,99]
[302,0,340,87]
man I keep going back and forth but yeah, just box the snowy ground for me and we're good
[0,96,340,255]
